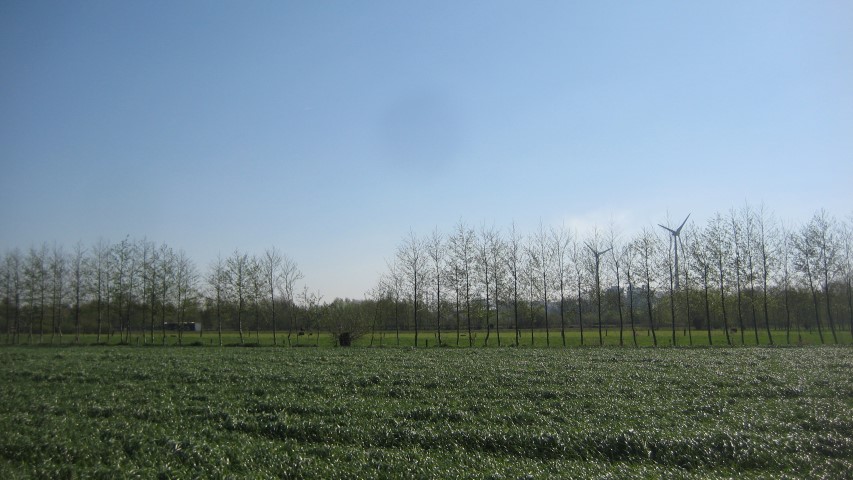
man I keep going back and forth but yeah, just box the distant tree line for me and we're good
[2,206,851,348]
[0,239,337,346]
[375,206,853,347]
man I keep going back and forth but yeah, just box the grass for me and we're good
[6,327,848,348]
[1,345,852,478]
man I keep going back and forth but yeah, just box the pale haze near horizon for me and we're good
[2,1,851,300]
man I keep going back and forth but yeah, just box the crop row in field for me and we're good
[1,346,852,478]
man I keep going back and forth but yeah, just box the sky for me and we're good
[2,1,851,300]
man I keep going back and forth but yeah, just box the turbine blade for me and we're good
[675,214,691,234]
[658,224,676,235]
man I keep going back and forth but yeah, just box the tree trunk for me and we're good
[466,272,472,347]
[413,275,419,348]
[559,278,566,347]
[542,271,549,347]
[238,295,244,345]
[577,281,585,346]
[513,277,519,347]
[645,286,657,347]
[628,280,637,347]
[96,281,102,344]
[784,283,792,344]
[217,291,223,347]
[750,289,760,345]
[703,267,712,346]
[668,261,676,346]
[847,277,853,339]
[735,269,745,345]
[809,283,824,344]
[822,281,837,344]
[805,266,825,344]
[271,287,277,346]
[494,276,500,347]
[615,270,624,347]
[395,294,400,346]
[596,261,604,346]
[436,274,442,347]
[762,282,773,345]
[717,255,731,346]
[455,283,461,347]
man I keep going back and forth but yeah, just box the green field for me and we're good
[1,345,852,478]
[7,327,849,348]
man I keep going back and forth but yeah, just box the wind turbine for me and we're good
[658,214,691,290]
[586,243,613,346]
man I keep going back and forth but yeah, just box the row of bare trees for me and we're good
[205,247,304,345]
[0,238,198,345]
[0,238,306,346]
[376,207,853,347]
[2,207,851,348]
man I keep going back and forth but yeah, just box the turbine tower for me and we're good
[586,243,613,346]
[658,214,691,289]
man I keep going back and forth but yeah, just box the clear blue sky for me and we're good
[2,1,851,299]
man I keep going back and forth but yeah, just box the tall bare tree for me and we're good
[158,244,175,344]
[691,225,715,345]
[426,228,446,347]
[754,204,778,345]
[534,223,552,346]
[778,224,798,344]
[569,237,587,345]
[447,252,463,346]
[740,205,761,344]
[506,222,524,346]
[523,241,540,345]
[679,224,695,345]
[24,244,48,343]
[49,244,66,343]
[812,210,841,343]
[3,249,22,344]
[398,231,427,347]
[488,226,506,346]
[0,253,7,343]
[280,253,303,346]
[248,255,264,343]
[450,221,476,346]
[227,249,251,345]
[551,225,572,347]
[382,261,404,346]
[88,239,111,343]
[140,240,158,344]
[707,213,732,345]
[729,210,747,344]
[125,241,140,343]
[261,247,284,345]
[174,250,198,345]
[842,214,853,338]
[608,228,627,347]
[622,242,639,346]
[793,213,832,343]
[477,225,496,346]
[110,237,133,343]
[635,229,660,346]
[207,255,229,346]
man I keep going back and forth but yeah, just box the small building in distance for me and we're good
[163,322,202,332]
